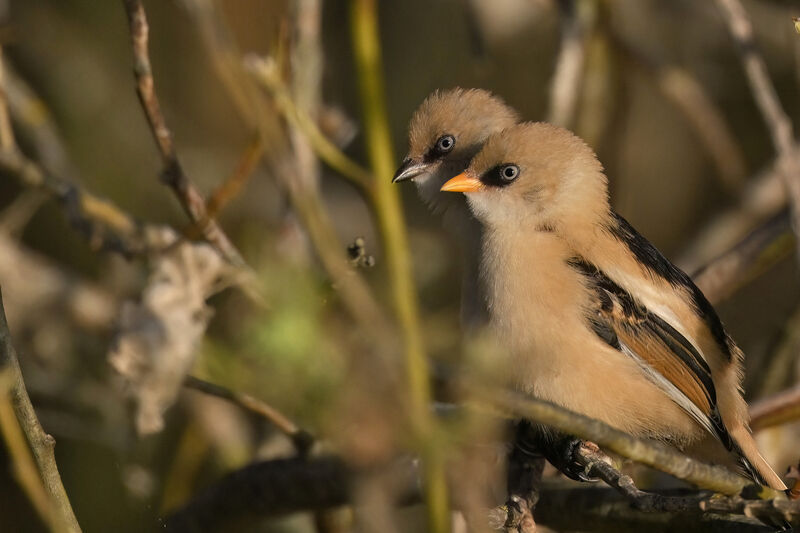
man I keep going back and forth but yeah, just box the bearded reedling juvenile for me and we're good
[440,122,787,490]
[393,88,519,329]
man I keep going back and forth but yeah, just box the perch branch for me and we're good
[496,450,544,533]
[121,0,247,268]
[469,385,772,498]
[165,454,800,533]
[0,289,81,532]
[573,443,706,512]
[714,0,800,257]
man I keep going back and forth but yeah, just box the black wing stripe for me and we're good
[645,313,715,402]
[608,212,734,362]
[568,256,734,449]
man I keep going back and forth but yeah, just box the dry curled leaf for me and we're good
[108,227,233,434]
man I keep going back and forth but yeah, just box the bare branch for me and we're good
[0,288,81,532]
[204,136,263,221]
[692,209,792,304]
[247,57,373,192]
[574,443,705,513]
[179,0,390,337]
[547,0,593,128]
[750,385,800,432]
[611,34,747,194]
[714,0,800,258]
[0,372,56,531]
[165,452,800,533]
[183,375,315,456]
[470,385,771,497]
[0,47,16,152]
[679,155,788,273]
[0,134,148,257]
[121,0,247,269]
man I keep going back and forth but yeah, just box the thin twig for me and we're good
[183,135,265,242]
[750,385,800,431]
[0,190,46,237]
[700,495,800,522]
[121,0,247,269]
[0,288,81,532]
[0,149,147,256]
[715,0,800,258]
[574,443,706,513]
[3,63,73,178]
[496,450,544,533]
[692,209,792,304]
[247,58,372,192]
[679,154,788,272]
[179,0,390,336]
[574,1,614,150]
[0,47,16,152]
[183,375,315,456]
[755,304,800,398]
[205,136,263,220]
[349,2,448,533]
[547,0,592,128]
[611,33,747,193]
[0,56,148,255]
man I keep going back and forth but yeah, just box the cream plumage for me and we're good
[441,122,786,490]
[394,88,519,328]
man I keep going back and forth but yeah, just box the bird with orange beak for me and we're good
[394,88,518,329]
[441,122,787,490]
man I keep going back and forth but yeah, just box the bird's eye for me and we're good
[435,135,455,154]
[500,165,519,182]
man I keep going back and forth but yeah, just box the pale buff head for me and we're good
[442,122,609,231]
[393,88,519,213]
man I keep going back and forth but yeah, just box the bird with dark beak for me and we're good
[393,88,518,328]
[441,122,788,491]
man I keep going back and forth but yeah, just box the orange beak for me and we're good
[440,173,483,193]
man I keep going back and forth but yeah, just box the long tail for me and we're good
[729,425,787,490]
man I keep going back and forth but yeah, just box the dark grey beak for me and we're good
[392,158,431,183]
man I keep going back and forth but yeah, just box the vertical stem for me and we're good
[0,372,56,531]
[349,1,449,532]
[0,289,81,532]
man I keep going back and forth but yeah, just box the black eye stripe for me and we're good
[423,134,456,162]
[480,164,519,187]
